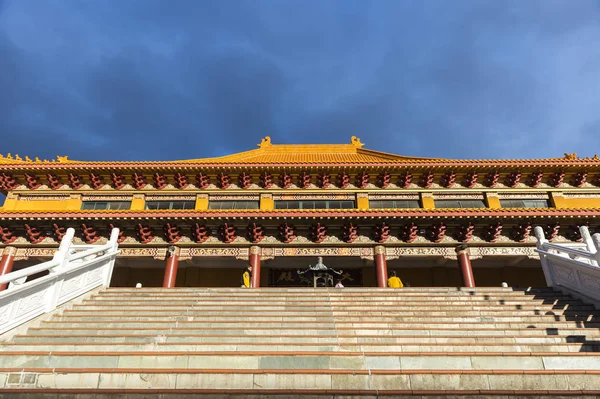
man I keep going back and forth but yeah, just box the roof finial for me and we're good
[564,152,578,160]
[258,136,272,148]
[351,136,364,148]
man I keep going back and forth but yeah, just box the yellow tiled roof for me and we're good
[0,137,439,166]
[0,136,598,166]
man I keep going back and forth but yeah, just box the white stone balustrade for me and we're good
[0,227,120,335]
[535,225,600,302]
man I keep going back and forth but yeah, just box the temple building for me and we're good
[1,136,599,289]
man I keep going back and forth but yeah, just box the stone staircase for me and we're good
[1,287,600,398]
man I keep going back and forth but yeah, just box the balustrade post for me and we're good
[593,234,600,265]
[162,246,180,288]
[374,246,388,288]
[455,245,476,288]
[250,246,261,288]
[0,246,16,291]
[534,226,554,287]
[581,227,599,266]
[45,228,75,312]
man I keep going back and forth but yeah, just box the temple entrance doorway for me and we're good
[386,256,546,288]
[110,257,249,288]
[266,256,372,287]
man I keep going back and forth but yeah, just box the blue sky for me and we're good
[0,0,599,164]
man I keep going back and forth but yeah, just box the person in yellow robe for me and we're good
[387,271,404,288]
[241,265,253,288]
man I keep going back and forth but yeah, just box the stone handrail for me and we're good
[0,228,120,335]
[534,225,600,301]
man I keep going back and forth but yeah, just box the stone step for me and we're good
[95,292,570,299]
[1,351,599,370]
[30,324,600,337]
[65,307,598,317]
[104,286,555,291]
[73,302,595,310]
[2,368,600,393]
[4,337,600,352]
[97,290,562,297]
[104,290,558,295]
[4,342,600,355]
[52,314,600,323]
[40,319,600,329]
[92,297,576,304]
[16,330,600,344]
[82,302,589,310]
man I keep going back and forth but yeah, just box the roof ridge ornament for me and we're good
[351,136,365,148]
[564,153,578,160]
[0,154,70,163]
[258,136,272,148]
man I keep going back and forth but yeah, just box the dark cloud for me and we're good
[0,0,599,164]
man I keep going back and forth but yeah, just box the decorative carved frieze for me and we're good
[7,243,541,261]
[118,247,166,259]
[263,247,371,258]
[13,247,56,261]
[144,195,196,201]
[19,195,70,201]
[274,193,354,201]
[83,195,133,201]
[432,193,484,200]
[189,247,249,259]
[497,192,549,199]
[369,193,419,200]
[210,194,260,201]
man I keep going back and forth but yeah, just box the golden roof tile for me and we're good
[1,137,598,167]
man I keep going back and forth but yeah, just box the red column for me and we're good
[374,245,388,288]
[162,246,180,288]
[0,246,17,291]
[250,246,261,288]
[456,245,475,288]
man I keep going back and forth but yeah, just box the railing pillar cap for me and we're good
[534,226,546,241]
